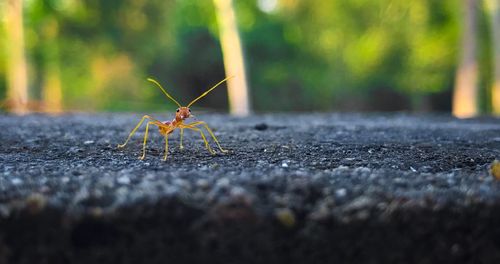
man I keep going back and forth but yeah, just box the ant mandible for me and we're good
[117,77,231,160]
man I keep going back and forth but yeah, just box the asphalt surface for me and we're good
[0,113,499,264]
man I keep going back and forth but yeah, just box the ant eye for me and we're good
[189,109,191,112]
[176,109,180,112]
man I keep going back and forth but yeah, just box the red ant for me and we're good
[118,77,231,160]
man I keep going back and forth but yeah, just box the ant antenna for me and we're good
[187,76,234,107]
[147,78,182,108]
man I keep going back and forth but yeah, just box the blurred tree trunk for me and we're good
[489,0,500,115]
[213,0,251,116]
[453,0,479,118]
[41,18,63,113]
[4,0,29,114]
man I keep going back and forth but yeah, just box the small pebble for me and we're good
[490,160,500,180]
[11,178,23,185]
[216,177,230,188]
[345,196,375,211]
[275,208,296,228]
[254,123,268,131]
[335,188,347,198]
[89,207,103,218]
[230,186,246,197]
[117,176,131,185]
[196,179,210,189]
[25,194,47,214]
[356,210,370,220]
[173,179,190,189]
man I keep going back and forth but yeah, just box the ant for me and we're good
[117,77,231,160]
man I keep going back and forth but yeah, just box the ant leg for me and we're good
[187,121,228,153]
[163,134,169,161]
[200,123,227,153]
[139,121,155,160]
[179,128,184,150]
[118,115,158,148]
[180,125,215,155]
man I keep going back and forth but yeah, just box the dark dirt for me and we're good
[0,113,499,264]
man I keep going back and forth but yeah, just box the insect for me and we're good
[117,77,231,160]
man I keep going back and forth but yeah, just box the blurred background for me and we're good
[1,0,499,117]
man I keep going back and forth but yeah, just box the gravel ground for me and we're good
[0,113,499,264]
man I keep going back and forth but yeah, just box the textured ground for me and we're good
[0,113,499,264]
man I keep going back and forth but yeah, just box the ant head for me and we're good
[175,106,191,121]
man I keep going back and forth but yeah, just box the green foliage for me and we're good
[0,0,495,112]
[254,0,457,109]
